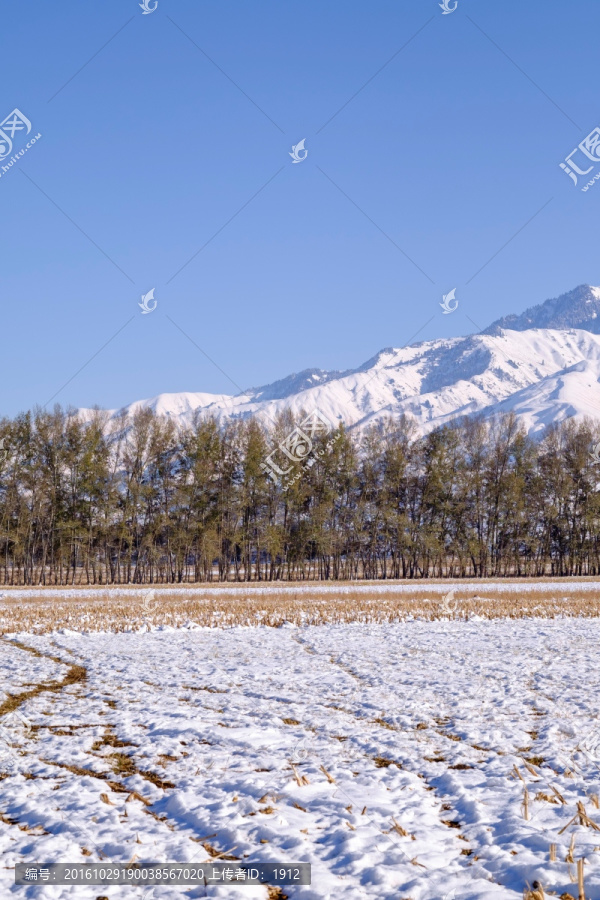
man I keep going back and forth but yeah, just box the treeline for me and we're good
[1,406,600,584]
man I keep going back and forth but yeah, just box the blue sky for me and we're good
[2,0,600,415]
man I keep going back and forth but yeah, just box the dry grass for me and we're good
[2,582,600,633]
[373,756,402,769]
[91,728,135,751]
[201,842,239,861]
[267,889,289,900]
[523,884,545,900]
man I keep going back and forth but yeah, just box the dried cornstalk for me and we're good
[559,802,600,835]
[522,787,530,820]
[577,858,585,900]
[291,765,309,786]
[320,764,335,784]
[523,881,544,900]
[391,817,409,837]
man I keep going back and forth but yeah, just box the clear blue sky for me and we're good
[2,0,599,415]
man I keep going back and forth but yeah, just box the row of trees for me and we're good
[0,406,599,584]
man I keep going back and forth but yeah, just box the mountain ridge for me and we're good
[484,283,600,335]
[81,284,600,438]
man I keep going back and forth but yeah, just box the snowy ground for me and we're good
[2,619,600,899]
[3,579,600,599]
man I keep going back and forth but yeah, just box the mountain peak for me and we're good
[81,283,600,441]
[484,284,600,335]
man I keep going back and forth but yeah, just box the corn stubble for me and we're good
[2,585,600,634]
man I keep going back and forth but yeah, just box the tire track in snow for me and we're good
[0,638,86,719]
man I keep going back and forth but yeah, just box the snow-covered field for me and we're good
[4,581,600,635]
[3,580,600,599]
[2,619,600,899]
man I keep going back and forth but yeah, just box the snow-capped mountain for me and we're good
[87,285,600,438]
[485,283,600,335]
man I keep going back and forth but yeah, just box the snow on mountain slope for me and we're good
[120,390,232,420]
[355,328,600,432]
[90,327,600,438]
[484,358,600,436]
[81,286,600,438]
